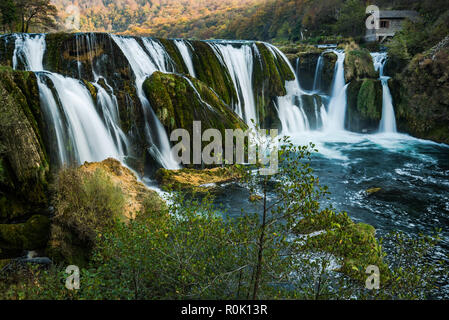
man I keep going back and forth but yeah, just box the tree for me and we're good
[333,0,367,38]
[0,0,17,32]
[16,0,58,33]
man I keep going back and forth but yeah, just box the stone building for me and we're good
[365,10,419,42]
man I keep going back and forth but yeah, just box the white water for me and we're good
[371,52,397,133]
[13,34,121,165]
[264,43,310,134]
[141,38,175,72]
[12,34,45,71]
[111,35,180,169]
[36,75,70,164]
[209,42,257,126]
[312,54,324,92]
[326,51,348,132]
[93,81,129,156]
[42,73,121,163]
[276,81,310,134]
[174,40,196,77]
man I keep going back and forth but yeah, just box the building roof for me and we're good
[379,10,419,20]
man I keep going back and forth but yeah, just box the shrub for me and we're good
[48,167,125,264]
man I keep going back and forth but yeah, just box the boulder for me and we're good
[346,79,383,132]
[393,45,449,144]
[0,68,49,223]
[344,49,378,83]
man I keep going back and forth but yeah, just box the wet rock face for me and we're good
[345,79,383,133]
[0,215,50,257]
[321,52,338,94]
[43,33,134,86]
[344,49,378,83]
[301,94,324,130]
[0,68,49,224]
[295,52,321,91]
[143,71,247,137]
[293,52,337,95]
[253,42,295,129]
[393,46,449,144]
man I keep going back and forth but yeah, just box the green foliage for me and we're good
[0,135,445,300]
[333,0,366,38]
[48,167,125,264]
[0,215,50,251]
[386,10,449,72]
[344,49,377,83]
[0,0,17,32]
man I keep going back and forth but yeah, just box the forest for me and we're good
[45,0,449,42]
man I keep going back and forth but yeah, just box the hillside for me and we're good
[50,0,449,41]
[51,0,264,37]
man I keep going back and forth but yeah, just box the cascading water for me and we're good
[326,50,348,132]
[13,34,121,165]
[12,34,45,71]
[266,43,310,134]
[93,81,129,156]
[111,35,180,169]
[371,52,397,133]
[141,38,176,72]
[312,54,324,92]
[174,40,196,78]
[276,82,310,133]
[209,42,257,126]
[40,73,121,163]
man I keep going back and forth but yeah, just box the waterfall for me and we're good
[266,44,310,134]
[209,42,257,126]
[141,38,176,72]
[371,52,397,133]
[93,81,129,156]
[326,50,348,132]
[12,34,121,165]
[312,54,324,92]
[111,35,180,169]
[36,75,70,165]
[40,73,121,163]
[174,40,196,77]
[276,82,310,133]
[12,34,45,71]
[74,33,130,160]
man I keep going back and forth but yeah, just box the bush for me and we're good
[48,167,125,264]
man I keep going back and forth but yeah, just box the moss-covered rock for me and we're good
[0,35,16,67]
[277,43,322,64]
[0,215,50,252]
[46,158,166,265]
[156,166,242,192]
[189,40,238,106]
[253,42,295,128]
[344,49,378,83]
[321,52,338,94]
[392,45,449,144]
[143,71,246,138]
[301,94,323,130]
[157,38,189,75]
[295,210,389,282]
[0,68,50,223]
[43,33,134,84]
[346,79,383,132]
